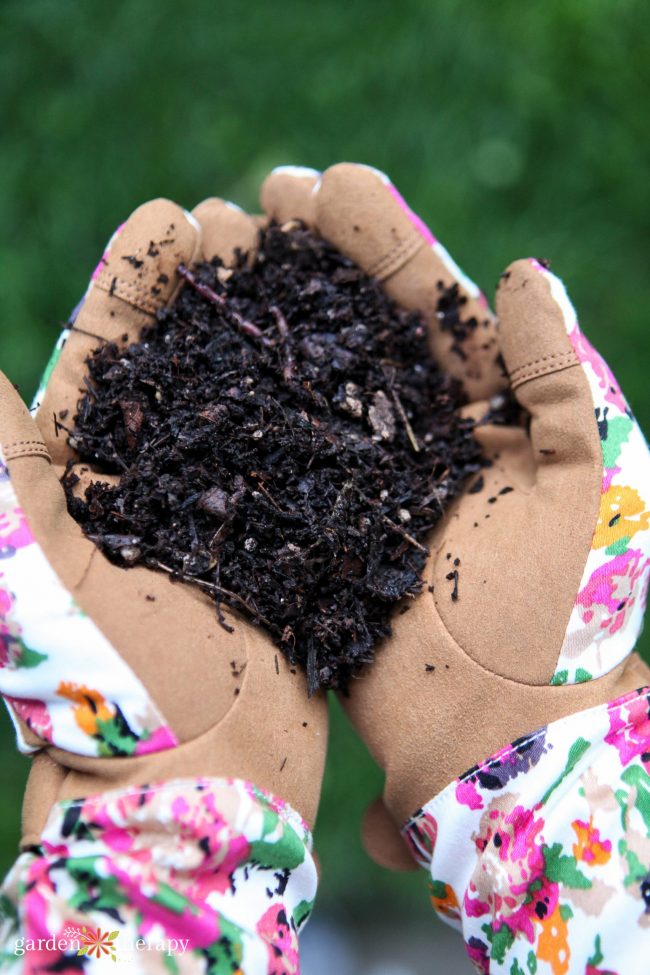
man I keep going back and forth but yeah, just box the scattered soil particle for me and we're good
[445,568,460,601]
[63,223,493,693]
[122,255,144,270]
[468,474,484,494]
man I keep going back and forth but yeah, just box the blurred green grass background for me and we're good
[0,0,649,933]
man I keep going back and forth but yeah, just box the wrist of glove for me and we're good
[3,776,318,968]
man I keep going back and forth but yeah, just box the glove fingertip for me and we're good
[362,796,419,872]
[260,166,320,226]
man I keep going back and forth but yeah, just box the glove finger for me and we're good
[361,796,419,871]
[35,200,202,465]
[0,371,94,590]
[313,163,504,402]
[192,197,259,264]
[495,259,633,489]
[495,258,650,681]
[259,165,320,226]
[0,375,51,470]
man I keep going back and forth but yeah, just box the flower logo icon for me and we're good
[77,926,119,962]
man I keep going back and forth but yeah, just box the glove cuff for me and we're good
[2,776,317,970]
[402,685,650,972]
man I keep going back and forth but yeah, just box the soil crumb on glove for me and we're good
[63,223,485,692]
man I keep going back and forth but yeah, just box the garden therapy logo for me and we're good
[13,925,190,960]
[77,926,119,962]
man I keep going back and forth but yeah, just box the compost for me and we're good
[63,223,486,691]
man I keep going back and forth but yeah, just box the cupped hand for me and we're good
[260,163,650,867]
[0,195,327,844]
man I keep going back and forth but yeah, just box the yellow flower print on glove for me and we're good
[594,485,650,553]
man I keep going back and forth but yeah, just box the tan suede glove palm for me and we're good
[0,196,327,850]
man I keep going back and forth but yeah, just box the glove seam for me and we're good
[510,350,577,371]
[429,584,632,688]
[368,232,424,281]
[401,684,650,833]
[34,775,313,841]
[3,440,51,462]
[93,272,160,314]
[509,351,579,388]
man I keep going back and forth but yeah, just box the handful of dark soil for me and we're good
[63,224,484,692]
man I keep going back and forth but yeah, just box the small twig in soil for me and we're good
[381,516,430,555]
[388,384,421,453]
[270,304,296,381]
[250,474,285,513]
[177,264,271,345]
[151,559,277,632]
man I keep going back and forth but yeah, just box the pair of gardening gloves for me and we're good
[1,163,649,958]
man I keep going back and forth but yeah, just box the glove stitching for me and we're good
[368,232,424,281]
[511,363,579,388]
[369,234,422,280]
[510,356,579,388]
[95,281,159,309]
[94,272,161,314]
[4,440,48,447]
[3,441,51,462]
[509,350,579,375]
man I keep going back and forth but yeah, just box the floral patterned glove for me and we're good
[397,260,650,975]
[0,196,327,973]
[262,163,650,974]
[404,685,650,974]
